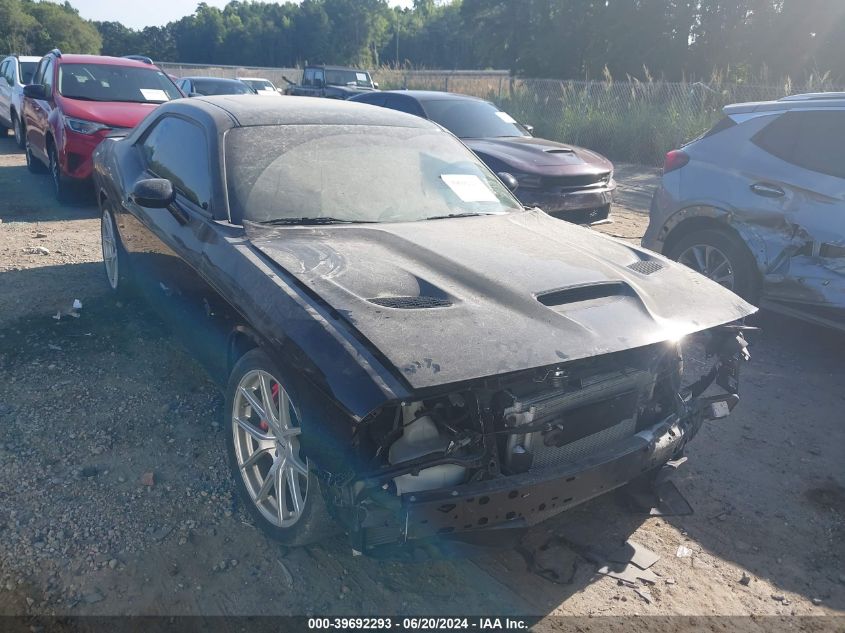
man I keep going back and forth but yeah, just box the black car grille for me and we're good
[542,172,611,190]
[369,296,452,309]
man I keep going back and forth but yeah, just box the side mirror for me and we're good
[188,92,202,98]
[131,178,174,208]
[522,124,535,135]
[373,82,379,89]
[24,84,46,99]
[498,172,519,192]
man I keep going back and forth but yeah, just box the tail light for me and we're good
[663,150,689,174]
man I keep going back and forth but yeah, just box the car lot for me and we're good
[0,136,843,621]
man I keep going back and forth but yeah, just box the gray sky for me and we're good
[65,0,414,30]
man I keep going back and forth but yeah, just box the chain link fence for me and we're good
[159,62,842,166]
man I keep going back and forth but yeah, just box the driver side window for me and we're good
[141,116,212,211]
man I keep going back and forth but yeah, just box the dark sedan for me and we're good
[92,96,754,555]
[176,76,255,97]
[350,90,617,225]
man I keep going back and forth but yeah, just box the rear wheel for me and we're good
[26,143,46,174]
[668,229,759,302]
[225,349,336,546]
[100,206,133,295]
[13,114,25,149]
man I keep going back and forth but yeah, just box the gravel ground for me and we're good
[0,133,844,625]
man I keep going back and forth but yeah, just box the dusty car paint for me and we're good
[93,96,756,554]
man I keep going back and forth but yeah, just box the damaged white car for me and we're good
[645,92,845,330]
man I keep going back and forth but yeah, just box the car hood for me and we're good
[464,137,613,177]
[59,98,159,129]
[249,209,755,390]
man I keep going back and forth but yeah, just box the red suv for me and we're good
[22,50,183,201]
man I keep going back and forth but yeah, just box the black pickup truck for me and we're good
[283,65,378,99]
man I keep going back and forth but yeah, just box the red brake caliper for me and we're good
[259,383,280,432]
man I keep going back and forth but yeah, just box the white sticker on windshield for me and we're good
[140,89,169,101]
[356,73,368,82]
[441,174,498,203]
[495,111,517,124]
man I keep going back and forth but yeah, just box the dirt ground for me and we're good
[0,133,844,627]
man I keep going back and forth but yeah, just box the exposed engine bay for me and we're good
[329,325,751,553]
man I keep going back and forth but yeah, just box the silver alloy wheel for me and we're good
[677,244,735,290]
[101,210,119,290]
[232,370,308,528]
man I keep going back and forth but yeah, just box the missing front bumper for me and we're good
[353,414,690,552]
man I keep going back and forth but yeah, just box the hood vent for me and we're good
[627,260,665,275]
[544,148,575,154]
[537,282,633,308]
[370,296,452,309]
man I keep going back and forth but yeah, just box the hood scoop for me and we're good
[537,282,634,309]
[369,296,453,310]
[627,260,665,275]
[544,148,575,154]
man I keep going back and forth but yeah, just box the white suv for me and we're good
[0,55,40,148]
[238,77,281,96]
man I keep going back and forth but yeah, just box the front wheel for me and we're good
[668,229,760,302]
[225,349,336,546]
[48,143,71,203]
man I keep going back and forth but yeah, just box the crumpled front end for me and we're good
[326,325,751,555]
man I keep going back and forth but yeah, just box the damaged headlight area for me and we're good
[327,325,752,554]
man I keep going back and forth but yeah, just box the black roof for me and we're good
[182,76,248,84]
[168,95,438,129]
[381,90,488,103]
[305,65,370,72]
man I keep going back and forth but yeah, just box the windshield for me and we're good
[226,124,521,225]
[58,64,181,103]
[424,99,530,139]
[325,69,373,88]
[19,61,37,84]
[193,79,254,95]
[241,79,275,91]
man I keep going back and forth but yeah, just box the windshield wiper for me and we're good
[423,212,496,221]
[258,217,375,226]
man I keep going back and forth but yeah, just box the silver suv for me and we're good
[643,93,845,330]
[0,55,40,148]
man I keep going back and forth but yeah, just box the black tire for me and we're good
[48,142,71,203]
[13,114,25,150]
[100,205,134,296]
[667,228,760,302]
[224,348,337,546]
[26,143,47,174]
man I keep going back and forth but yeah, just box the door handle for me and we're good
[750,183,785,198]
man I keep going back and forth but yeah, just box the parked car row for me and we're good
[24,49,845,556]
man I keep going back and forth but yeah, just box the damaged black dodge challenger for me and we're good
[92,96,755,555]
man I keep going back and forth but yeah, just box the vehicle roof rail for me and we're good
[123,54,153,65]
[779,92,845,102]
[48,48,62,58]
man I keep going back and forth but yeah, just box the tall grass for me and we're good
[373,67,844,166]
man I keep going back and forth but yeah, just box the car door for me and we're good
[746,109,845,308]
[0,60,11,126]
[119,114,229,373]
[23,56,53,162]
